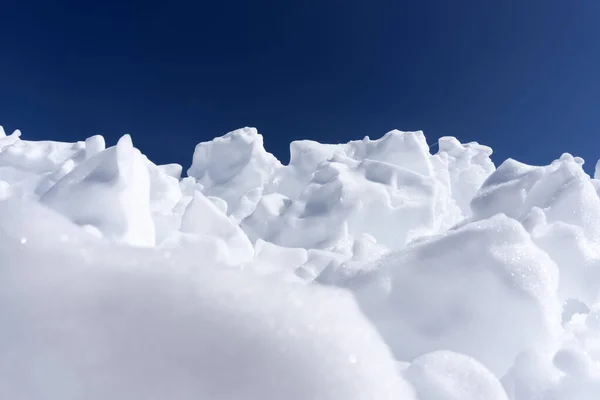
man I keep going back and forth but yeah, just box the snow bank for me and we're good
[0,123,599,399]
[352,214,561,377]
[0,208,415,399]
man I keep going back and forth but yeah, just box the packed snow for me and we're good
[0,124,599,399]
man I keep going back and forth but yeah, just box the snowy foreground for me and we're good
[1,125,600,400]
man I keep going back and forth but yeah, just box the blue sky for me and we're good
[1,0,599,172]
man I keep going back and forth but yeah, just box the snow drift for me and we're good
[0,124,599,399]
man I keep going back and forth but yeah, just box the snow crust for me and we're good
[1,124,600,399]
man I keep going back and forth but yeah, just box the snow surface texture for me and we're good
[0,124,599,399]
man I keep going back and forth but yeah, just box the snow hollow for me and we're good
[1,124,600,399]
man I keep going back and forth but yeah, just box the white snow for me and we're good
[0,123,599,399]
[404,351,509,400]
[40,135,155,247]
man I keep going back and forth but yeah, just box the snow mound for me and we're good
[472,155,600,306]
[1,123,600,399]
[0,220,415,400]
[404,351,509,400]
[346,214,560,377]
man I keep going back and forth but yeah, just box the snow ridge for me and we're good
[0,124,599,400]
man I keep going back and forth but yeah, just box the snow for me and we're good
[0,215,415,399]
[1,123,600,399]
[187,127,282,223]
[404,351,509,400]
[352,214,561,377]
[179,190,254,265]
[40,135,155,247]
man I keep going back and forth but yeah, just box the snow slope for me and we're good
[0,124,599,399]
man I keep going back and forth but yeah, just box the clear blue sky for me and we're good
[1,0,599,172]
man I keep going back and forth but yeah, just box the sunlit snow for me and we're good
[0,124,599,399]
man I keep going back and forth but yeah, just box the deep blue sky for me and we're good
[1,0,599,172]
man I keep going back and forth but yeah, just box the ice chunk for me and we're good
[0,137,84,174]
[240,130,485,255]
[346,130,434,176]
[247,149,460,253]
[0,128,21,150]
[268,140,344,200]
[434,136,495,215]
[187,127,282,222]
[157,163,183,179]
[472,156,600,242]
[241,192,292,243]
[0,137,87,198]
[41,135,155,247]
[349,158,457,247]
[471,158,544,220]
[147,161,183,214]
[473,156,600,306]
[180,190,254,265]
[260,161,354,251]
[144,161,184,244]
[84,135,106,158]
